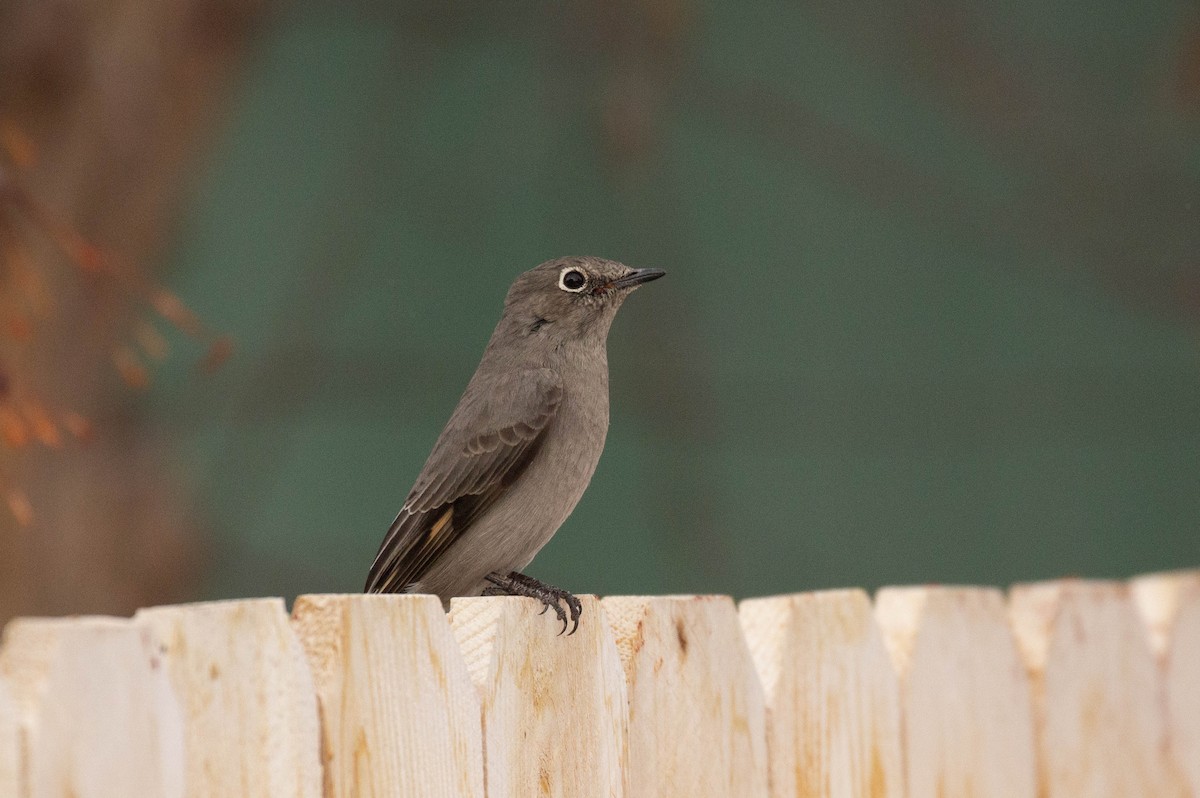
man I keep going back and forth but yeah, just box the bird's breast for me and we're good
[507,364,608,523]
[547,372,609,481]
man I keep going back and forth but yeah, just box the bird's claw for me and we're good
[483,571,582,635]
[562,593,583,632]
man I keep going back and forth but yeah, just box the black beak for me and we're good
[608,268,666,290]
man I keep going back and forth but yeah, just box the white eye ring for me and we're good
[558,267,588,293]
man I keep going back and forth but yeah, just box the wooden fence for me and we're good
[0,570,1196,797]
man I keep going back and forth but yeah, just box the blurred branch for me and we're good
[0,0,270,621]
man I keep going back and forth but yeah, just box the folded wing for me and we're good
[364,367,563,593]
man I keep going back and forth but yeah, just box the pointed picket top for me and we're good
[1131,569,1200,657]
[739,589,903,798]
[448,595,627,798]
[136,598,320,798]
[1131,570,1200,794]
[0,616,185,798]
[875,586,1036,798]
[1009,580,1184,797]
[291,594,484,798]
[601,595,768,798]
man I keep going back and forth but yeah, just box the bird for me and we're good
[364,256,664,633]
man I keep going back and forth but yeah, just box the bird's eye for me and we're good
[558,268,587,293]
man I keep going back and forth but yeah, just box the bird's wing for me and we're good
[364,367,563,594]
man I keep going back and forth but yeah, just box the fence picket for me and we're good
[601,595,768,798]
[1131,570,1200,795]
[0,565,1195,796]
[448,595,627,798]
[0,617,184,798]
[1009,580,1184,797]
[0,674,16,795]
[291,594,484,798]
[875,586,1036,797]
[739,589,903,798]
[136,598,321,798]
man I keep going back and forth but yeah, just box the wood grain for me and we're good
[1010,580,1184,797]
[0,673,16,796]
[602,595,767,798]
[449,595,627,798]
[739,589,903,798]
[875,586,1036,797]
[0,616,184,798]
[1132,569,1200,795]
[136,598,320,798]
[291,593,484,798]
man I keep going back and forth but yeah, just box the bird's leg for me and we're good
[483,571,582,635]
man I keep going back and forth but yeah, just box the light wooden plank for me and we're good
[136,598,321,798]
[0,616,184,798]
[1132,570,1200,795]
[739,589,903,798]
[602,595,767,798]
[291,594,484,798]
[1009,580,1184,797]
[449,595,627,798]
[0,674,17,796]
[875,586,1036,798]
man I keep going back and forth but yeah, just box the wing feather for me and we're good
[364,367,563,593]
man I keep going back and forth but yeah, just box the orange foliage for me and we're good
[5,489,32,526]
[112,346,151,390]
[23,403,62,449]
[0,407,28,448]
[1,118,231,523]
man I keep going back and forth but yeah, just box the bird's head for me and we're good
[501,256,665,342]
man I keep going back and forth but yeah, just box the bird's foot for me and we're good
[483,571,582,635]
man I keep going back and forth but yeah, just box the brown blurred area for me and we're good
[0,0,270,622]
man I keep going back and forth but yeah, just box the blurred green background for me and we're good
[155,0,1199,601]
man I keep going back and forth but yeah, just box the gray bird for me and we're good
[365,256,664,632]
